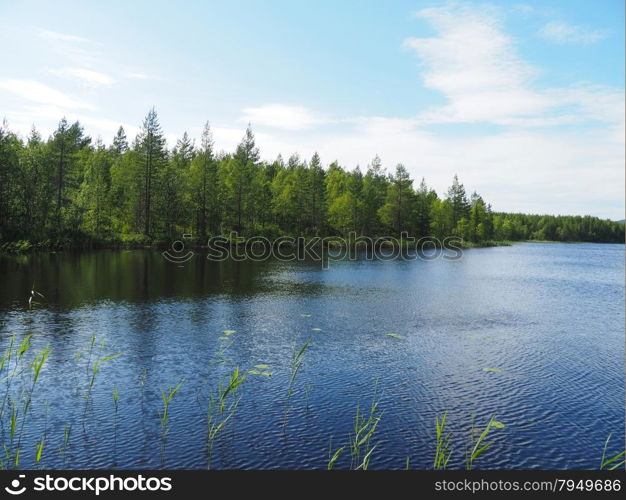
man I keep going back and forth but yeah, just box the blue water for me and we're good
[0,242,623,469]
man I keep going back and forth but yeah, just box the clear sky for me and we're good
[1,0,624,219]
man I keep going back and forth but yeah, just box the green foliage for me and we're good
[0,113,622,247]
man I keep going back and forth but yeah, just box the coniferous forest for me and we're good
[0,108,623,251]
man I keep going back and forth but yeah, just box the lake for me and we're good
[0,242,623,469]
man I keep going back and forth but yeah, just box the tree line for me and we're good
[0,109,623,249]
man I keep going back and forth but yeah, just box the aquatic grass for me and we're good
[207,368,247,469]
[482,367,502,373]
[86,353,123,397]
[283,339,311,424]
[434,412,452,470]
[327,444,345,470]
[600,434,625,470]
[349,386,382,470]
[113,385,119,412]
[14,346,50,460]
[465,414,505,471]
[58,423,71,465]
[35,436,44,464]
[0,335,17,421]
[82,350,123,426]
[328,381,382,470]
[287,340,310,400]
[112,385,120,457]
[84,334,97,377]
[158,379,184,438]
[1,335,31,423]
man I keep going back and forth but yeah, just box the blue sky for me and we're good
[0,0,624,219]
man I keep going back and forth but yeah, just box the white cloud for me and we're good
[37,28,99,65]
[51,68,116,87]
[404,4,551,124]
[0,79,94,110]
[39,29,91,44]
[126,72,161,81]
[403,3,622,129]
[539,21,607,44]
[241,104,330,130]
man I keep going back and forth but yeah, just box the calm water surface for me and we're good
[0,243,623,469]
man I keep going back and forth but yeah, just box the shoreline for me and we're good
[2,237,623,256]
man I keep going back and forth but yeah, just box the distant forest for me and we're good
[0,108,623,250]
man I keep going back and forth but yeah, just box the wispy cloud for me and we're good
[37,27,99,65]
[38,29,92,44]
[0,79,95,110]
[241,104,330,130]
[402,3,621,127]
[539,21,607,44]
[126,72,160,81]
[51,68,116,87]
[404,4,548,124]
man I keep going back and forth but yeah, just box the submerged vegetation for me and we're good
[0,114,623,254]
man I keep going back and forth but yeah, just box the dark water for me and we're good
[0,243,623,469]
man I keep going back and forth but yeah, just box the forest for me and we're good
[0,108,623,251]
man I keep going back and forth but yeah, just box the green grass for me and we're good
[328,380,382,470]
[600,434,625,470]
[466,414,505,470]
[206,367,247,469]
[434,412,452,470]
[158,379,184,437]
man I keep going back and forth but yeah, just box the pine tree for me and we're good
[136,108,166,237]
[189,122,219,238]
[378,164,415,234]
[50,118,90,233]
[362,155,387,235]
[446,174,470,230]
[228,124,259,233]
[112,126,129,156]
[307,152,326,234]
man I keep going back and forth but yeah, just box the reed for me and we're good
[287,340,310,401]
[434,411,452,470]
[206,367,247,469]
[349,393,382,470]
[158,379,184,438]
[328,381,382,470]
[87,354,122,396]
[327,444,345,470]
[58,423,71,466]
[35,436,44,464]
[12,341,50,467]
[465,414,505,471]
[600,433,625,470]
